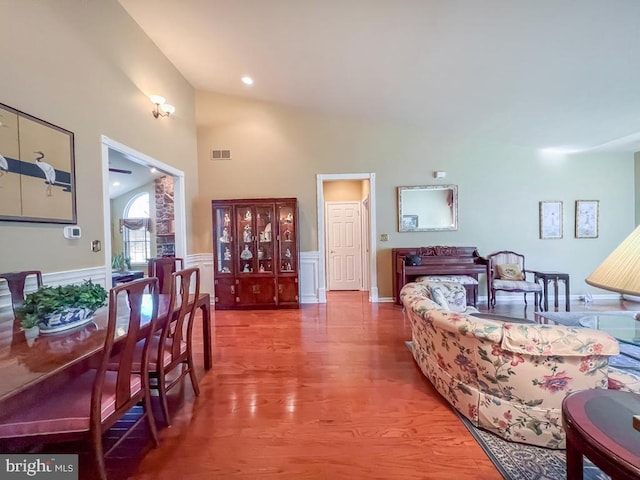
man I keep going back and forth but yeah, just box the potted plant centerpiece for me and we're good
[17,280,108,334]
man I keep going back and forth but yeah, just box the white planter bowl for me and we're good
[39,307,95,334]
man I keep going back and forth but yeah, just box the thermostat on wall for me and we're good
[63,226,82,239]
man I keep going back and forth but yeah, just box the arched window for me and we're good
[123,193,151,263]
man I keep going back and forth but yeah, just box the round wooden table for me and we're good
[562,389,640,480]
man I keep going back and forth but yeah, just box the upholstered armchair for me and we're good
[487,250,542,308]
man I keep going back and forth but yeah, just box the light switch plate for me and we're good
[380,234,389,241]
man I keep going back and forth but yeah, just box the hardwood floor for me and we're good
[102,292,636,479]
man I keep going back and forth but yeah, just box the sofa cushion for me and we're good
[429,285,451,310]
[497,263,524,280]
[493,279,542,291]
[501,323,619,356]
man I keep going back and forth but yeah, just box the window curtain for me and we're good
[119,218,154,233]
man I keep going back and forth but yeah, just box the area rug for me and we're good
[456,412,610,480]
[404,341,611,479]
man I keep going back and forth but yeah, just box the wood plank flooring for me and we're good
[100,293,637,478]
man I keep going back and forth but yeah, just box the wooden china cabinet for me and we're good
[211,198,299,309]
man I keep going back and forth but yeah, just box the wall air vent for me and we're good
[211,150,232,160]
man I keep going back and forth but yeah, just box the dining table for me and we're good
[0,292,211,417]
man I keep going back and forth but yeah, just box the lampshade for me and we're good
[585,225,640,296]
[160,104,175,115]
[149,95,166,105]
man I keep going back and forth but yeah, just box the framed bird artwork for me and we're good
[0,102,76,224]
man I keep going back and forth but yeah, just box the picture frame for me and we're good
[0,102,76,224]
[575,200,599,238]
[539,201,563,239]
[402,214,419,230]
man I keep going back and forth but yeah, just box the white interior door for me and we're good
[326,202,362,290]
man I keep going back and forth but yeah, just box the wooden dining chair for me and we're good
[148,257,184,294]
[153,266,201,425]
[0,277,160,480]
[0,270,43,314]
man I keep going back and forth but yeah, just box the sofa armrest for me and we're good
[501,323,620,357]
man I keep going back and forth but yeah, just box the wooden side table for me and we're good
[562,389,640,480]
[531,270,570,311]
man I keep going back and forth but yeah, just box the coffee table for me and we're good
[562,389,640,480]
[579,314,640,346]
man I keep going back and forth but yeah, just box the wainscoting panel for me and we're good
[186,253,214,297]
[0,267,107,310]
[300,251,320,304]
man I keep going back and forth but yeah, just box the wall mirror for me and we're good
[397,185,458,232]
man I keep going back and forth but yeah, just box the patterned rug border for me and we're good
[455,411,609,480]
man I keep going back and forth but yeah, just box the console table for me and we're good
[562,389,640,480]
[112,270,144,285]
[392,246,487,306]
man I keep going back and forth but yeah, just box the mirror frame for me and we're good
[397,184,458,232]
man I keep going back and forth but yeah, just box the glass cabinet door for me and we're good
[236,205,256,274]
[214,206,233,275]
[236,204,275,274]
[277,203,296,273]
[255,205,274,274]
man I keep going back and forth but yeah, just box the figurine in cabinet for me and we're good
[244,210,252,221]
[243,264,251,272]
[283,212,293,223]
[224,212,231,226]
[285,248,292,258]
[243,224,252,242]
[264,223,272,241]
[284,229,292,241]
[219,227,230,243]
[224,247,231,260]
[221,266,230,273]
[240,245,253,259]
[259,264,265,272]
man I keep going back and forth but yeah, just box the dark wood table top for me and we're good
[0,294,172,407]
[563,389,640,480]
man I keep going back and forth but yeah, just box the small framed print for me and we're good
[402,214,418,230]
[539,201,563,239]
[575,200,599,238]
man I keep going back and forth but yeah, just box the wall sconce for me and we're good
[150,95,175,118]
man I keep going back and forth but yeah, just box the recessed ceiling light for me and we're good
[150,167,157,173]
[112,181,120,187]
[241,76,254,86]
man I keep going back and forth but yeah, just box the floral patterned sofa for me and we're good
[400,281,620,449]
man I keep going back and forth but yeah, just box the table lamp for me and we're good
[585,224,640,432]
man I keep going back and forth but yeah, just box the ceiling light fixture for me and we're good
[150,167,158,173]
[241,76,254,86]
[150,94,176,118]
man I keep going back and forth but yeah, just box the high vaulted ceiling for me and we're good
[119,0,640,153]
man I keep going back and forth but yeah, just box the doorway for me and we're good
[316,173,378,303]
[100,136,187,288]
[326,201,362,291]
